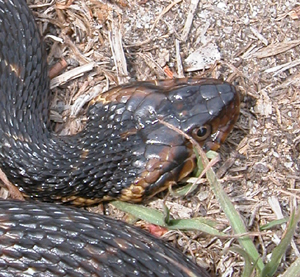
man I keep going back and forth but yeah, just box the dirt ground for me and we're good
[15,0,300,276]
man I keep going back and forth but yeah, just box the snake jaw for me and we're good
[121,156,196,202]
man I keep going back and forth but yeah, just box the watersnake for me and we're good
[0,0,240,275]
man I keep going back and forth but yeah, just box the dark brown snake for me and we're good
[0,0,240,276]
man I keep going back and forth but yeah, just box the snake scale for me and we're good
[0,0,240,276]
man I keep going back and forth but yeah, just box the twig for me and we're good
[181,0,200,41]
[175,39,184,77]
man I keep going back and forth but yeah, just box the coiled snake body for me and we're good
[0,0,240,276]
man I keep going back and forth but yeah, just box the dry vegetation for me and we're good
[4,0,300,276]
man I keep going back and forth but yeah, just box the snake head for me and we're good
[95,77,240,202]
[154,78,240,152]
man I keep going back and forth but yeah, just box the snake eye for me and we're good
[192,125,211,141]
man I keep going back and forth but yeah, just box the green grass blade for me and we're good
[167,218,226,236]
[115,120,265,273]
[230,247,256,277]
[261,209,300,277]
[172,182,198,197]
[205,167,264,273]
[112,200,228,236]
[260,218,289,231]
[281,257,300,277]
[112,200,167,226]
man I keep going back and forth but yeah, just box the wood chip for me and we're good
[264,59,300,76]
[181,0,200,41]
[50,62,96,89]
[49,58,68,79]
[175,39,184,77]
[288,6,300,20]
[250,26,268,46]
[109,16,129,84]
[0,169,24,200]
[253,40,300,58]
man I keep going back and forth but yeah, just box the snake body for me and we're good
[0,0,240,275]
[0,199,211,277]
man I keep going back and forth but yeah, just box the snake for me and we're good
[0,0,240,276]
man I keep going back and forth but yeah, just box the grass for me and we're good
[112,126,300,277]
